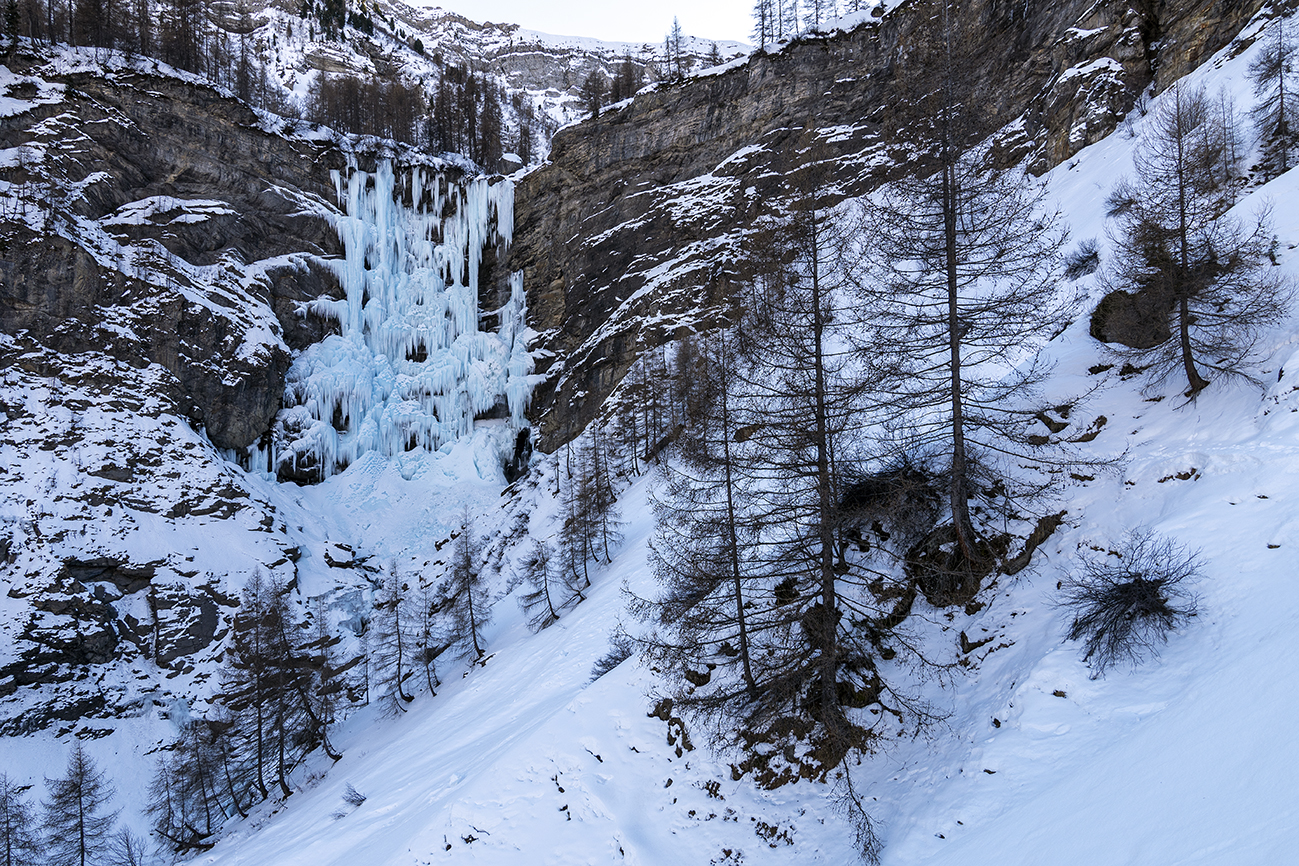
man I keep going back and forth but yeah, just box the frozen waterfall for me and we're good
[272,160,533,482]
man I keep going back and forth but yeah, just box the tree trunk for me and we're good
[718,333,756,695]
[1174,89,1209,397]
[466,576,482,659]
[942,161,978,565]
[807,204,840,731]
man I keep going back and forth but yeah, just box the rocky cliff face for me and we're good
[508,0,1266,449]
[0,49,451,734]
[0,0,1270,738]
[226,0,747,154]
[0,52,350,450]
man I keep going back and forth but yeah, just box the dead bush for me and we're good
[1058,529,1200,673]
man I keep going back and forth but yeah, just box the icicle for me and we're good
[275,160,534,480]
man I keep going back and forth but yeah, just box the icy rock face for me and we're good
[275,161,531,482]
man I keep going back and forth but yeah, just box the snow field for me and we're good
[203,10,1299,863]
[5,6,1299,866]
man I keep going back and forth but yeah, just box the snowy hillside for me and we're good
[82,9,1299,864]
[3,3,1298,866]
[228,0,747,156]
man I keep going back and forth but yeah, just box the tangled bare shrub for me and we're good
[1063,237,1100,280]
[1058,529,1201,673]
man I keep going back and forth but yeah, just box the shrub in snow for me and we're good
[1058,529,1201,673]
[589,628,635,681]
[1063,237,1100,281]
[341,783,367,807]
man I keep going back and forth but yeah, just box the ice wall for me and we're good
[272,160,532,481]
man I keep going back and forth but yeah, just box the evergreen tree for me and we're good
[1102,82,1293,396]
[42,743,118,866]
[610,52,642,101]
[1249,12,1299,177]
[3,0,20,52]
[445,509,490,660]
[515,115,534,165]
[477,75,503,166]
[319,0,344,38]
[581,68,609,118]
[159,0,205,74]
[235,2,253,103]
[518,539,583,631]
[0,774,41,866]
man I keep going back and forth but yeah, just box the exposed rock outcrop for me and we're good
[0,55,348,451]
[508,0,1265,449]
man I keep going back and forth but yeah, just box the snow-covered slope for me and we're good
[237,0,747,154]
[123,9,1299,864]
[3,6,1298,866]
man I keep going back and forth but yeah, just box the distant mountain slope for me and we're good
[241,0,748,158]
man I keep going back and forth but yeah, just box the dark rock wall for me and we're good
[0,60,348,451]
[508,0,1265,449]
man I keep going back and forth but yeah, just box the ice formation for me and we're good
[273,160,532,480]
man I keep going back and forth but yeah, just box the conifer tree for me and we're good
[445,509,490,660]
[42,743,118,866]
[302,597,342,757]
[372,566,415,714]
[664,17,685,80]
[859,0,1068,596]
[804,0,834,31]
[610,52,643,101]
[1249,12,1299,177]
[638,173,892,778]
[224,570,275,801]
[412,580,443,695]
[581,68,608,118]
[752,0,775,47]
[557,447,593,589]
[643,330,758,698]
[1103,82,1293,396]
[105,828,151,866]
[260,581,304,798]
[148,735,220,852]
[779,0,800,40]
[518,539,584,631]
[0,773,41,866]
[582,432,624,563]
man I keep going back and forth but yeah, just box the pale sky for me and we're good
[417,1,755,45]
